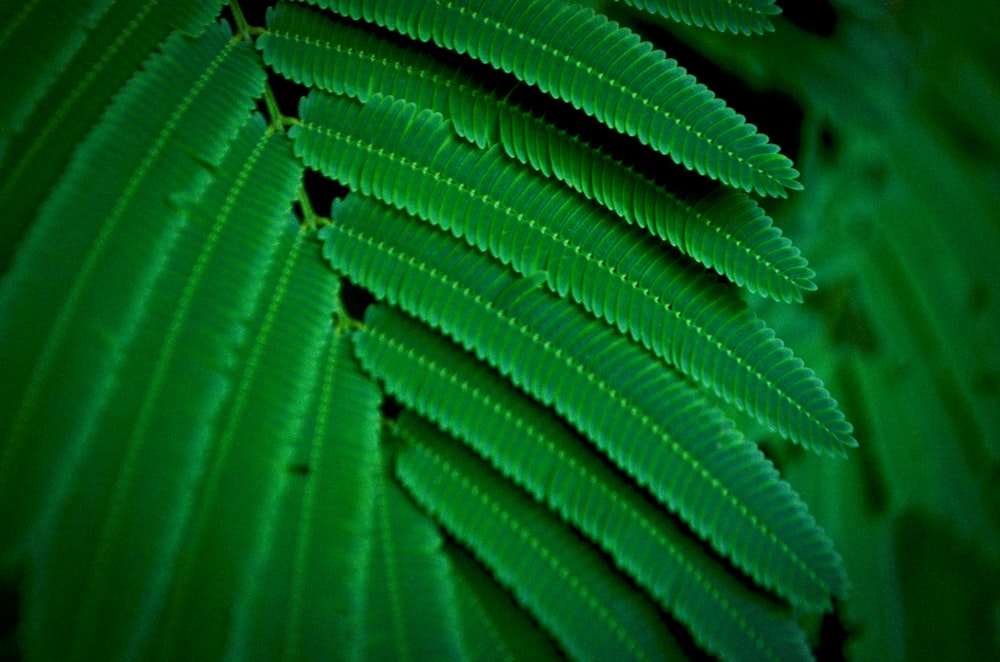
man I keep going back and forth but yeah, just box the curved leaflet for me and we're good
[355,306,817,658]
[261,1,814,300]
[322,193,849,611]
[303,0,800,196]
[293,92,855,455]
[393,415,686,661]
[613,0,781,35]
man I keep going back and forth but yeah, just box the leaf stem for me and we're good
[228,0,252,41]
[228,0,344,313]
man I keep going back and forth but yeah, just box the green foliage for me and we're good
[652,4,1000,658]
[393,411,688,661]
[0,0,227,272]
[296,91,852,455]
[329,195,846,613]
[303,0,800,196]
[260,1,813,302]
[2,0,997,660]
[356,302,816,658]
[612,0,781,35]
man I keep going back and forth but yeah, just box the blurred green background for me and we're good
[599,0,1000,658]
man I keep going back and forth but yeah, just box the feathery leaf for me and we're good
[143,225,344,662]
[0,1,866,660]
[7,112,307,661]
[295,92,854,455]
[0,0,225,272]
[0,21,266,565]
[356,446,467,662]
[303,0,800,195]
[324,194,850,610]
[262,1,814,300]
[223,331,384,660]
[445,543,567,661]
[355,305,820,657]
[394,412,686,661]
[612,0,781,35]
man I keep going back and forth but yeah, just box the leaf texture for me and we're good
[356,446,467,662]
[494,111,815,303]
[0,1,113,147]
[0,0,225,272]
[223,332,381,661]
[0,2,863,660]
[323,193,849,611]
[393,412,686,661]
[0,21,266,565]
[140,226,341,662]
[445,543,567,661]
[302,0,801,196]
[293,92,855,455]
[13,109,307,661]
[354,304,817,658]
[261,0,503,150]
[613,0,781,35]
[261,1,814,301]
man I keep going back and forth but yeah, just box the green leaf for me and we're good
[13,117,308,662]
[354,305,818,658]
[445,543,566,661]
[0,0,226,272]
[221,331,381,660]
[303,0,800,195]
[295,92,854,455]
[356,445,467,661]
[141,227,344,662]
[261,1,814,301]
[613,0,781,35]
[325,194,849,612]
[260,1,504,150]
[393,412,686,661]
[0,20,267,564]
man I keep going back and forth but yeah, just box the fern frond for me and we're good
[495,108,814,302]
[294,92,855,455]
[445,543,567,661]
[5,113,309,662]
[393,412,686,661]
[143,224,341,661]
[323,194,849,611]
[0,1,865,659]
[16,115,306,660]
[355,306,817,658]
[261,1,503,150]
[261,2,814,300]
[223,332,384,660]
[0,21,266,565]
[613,0,781,35]
[0,0,225,271]
[356,444,467,661]
[303,0,800,196]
